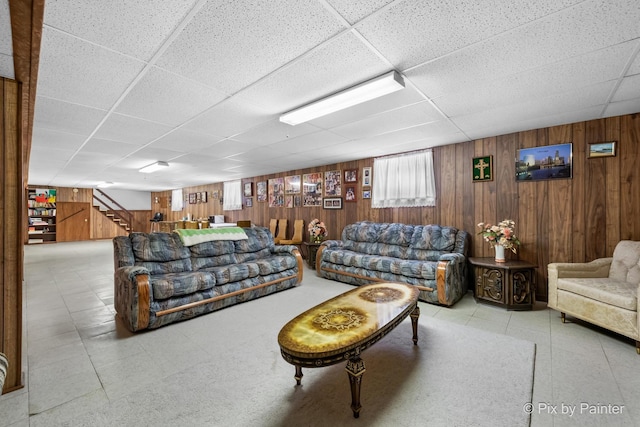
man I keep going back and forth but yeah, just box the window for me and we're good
[171,189,183,211]
[371,150,436,208]
[222,180,242,211]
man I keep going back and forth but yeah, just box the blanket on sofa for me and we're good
[173,227,248,246]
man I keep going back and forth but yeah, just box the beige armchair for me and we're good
[548,240,640,353]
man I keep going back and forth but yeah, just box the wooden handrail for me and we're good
[93,189,135,231]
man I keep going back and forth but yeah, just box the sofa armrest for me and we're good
[547,258,612,309]
[438,252,466,264]
[114,266,152,332]
[270,245,304,284]
[319,240,344,250]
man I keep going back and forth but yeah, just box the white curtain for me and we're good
[223,180,243,211]
[372,150,436,208]
[171,189,183,211]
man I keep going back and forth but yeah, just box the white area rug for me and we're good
[33,281,535,427]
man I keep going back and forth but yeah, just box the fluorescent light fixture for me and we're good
[139,161,169,173]
[97,182,114,188]
[279,70,405,126]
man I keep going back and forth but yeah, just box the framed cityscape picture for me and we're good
[516,143,572,181]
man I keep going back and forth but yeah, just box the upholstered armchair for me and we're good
[548,240,640,353]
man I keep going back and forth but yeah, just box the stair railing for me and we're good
[93,189,135,232]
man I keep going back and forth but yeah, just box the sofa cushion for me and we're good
[557,277,637,311]
[136,259,193,275]
[131,232,191,262]
[342,221,414,245]
[189,240,236,257]
[207,263,261,285]
[151,271,217,300]
[411,225,457,251]
[191,253,239,271]
[342,241,407,258]
[609,240,640,284]
[235,227,273,253]
[254,255,299,275]
[323,249,436,280]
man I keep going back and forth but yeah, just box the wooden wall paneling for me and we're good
[531,128,550,300]
[439,144,457,227]
[547,124,574,263]
[584,119,607,260]
[458,142,474,236]
[1,79,23,392]
[517,130,539,268]
[620,114,640,239]
[605,116,621,254]
[495,134,519,261]
[571,122,587,262]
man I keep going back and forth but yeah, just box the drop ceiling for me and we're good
[3,0,640,191]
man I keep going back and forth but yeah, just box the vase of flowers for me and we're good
[477,219,521,262]
[308,219,327,243]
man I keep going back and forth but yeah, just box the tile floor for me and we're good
[1,240,639,426]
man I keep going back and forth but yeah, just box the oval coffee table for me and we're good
[277,282,420,418]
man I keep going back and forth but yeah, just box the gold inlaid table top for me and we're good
[278,282,420,364]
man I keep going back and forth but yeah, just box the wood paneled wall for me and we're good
[151,113,640,301]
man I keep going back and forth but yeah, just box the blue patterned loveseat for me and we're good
[316,221,470,306]
[113,227,303,332]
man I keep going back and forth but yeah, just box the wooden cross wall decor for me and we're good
[472,155,493,182]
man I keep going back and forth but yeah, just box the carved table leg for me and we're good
[345,357,366,418]
[294,365,303,385]
[410,304,420,345]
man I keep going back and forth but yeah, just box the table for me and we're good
[469,257,537,310]
[278,282,420,418]
[302,242,322,269]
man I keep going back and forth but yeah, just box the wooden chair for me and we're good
[280,219,304,245]
[273,219,288,244]
[269,219,278,237]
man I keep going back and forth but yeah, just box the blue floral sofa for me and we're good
[113,227,303,332]
[316,221,470,306]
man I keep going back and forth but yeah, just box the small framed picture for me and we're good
[362,190,371,199]
[189,193,196,204]
[472,155,493,182]
[256,181,267,202]
[588,141,616,158]
[344,169,357,183]
[200,191,208,203]
[245,197,252,207]
[345,185,357,202]
[244,182,253,197]
[323,197,343,209]
[362,167,372,187]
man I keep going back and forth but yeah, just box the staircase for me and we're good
[93,189,134,233]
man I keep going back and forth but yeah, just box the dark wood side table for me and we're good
[469,257,537,310]
[302,242,322,269]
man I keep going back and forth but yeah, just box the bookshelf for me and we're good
[27,188,56,244]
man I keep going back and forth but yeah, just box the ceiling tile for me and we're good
[150,129,223,152]
[43,0,199,61]
[183,97,274,138]
[604,97,640,118]
[232,118,321,146]
[94,113,175,145]
[33,97,108,136]
[156,0,346,94]
[612,74,640,102]
[356,0,584,70]
[240,31,390,113]
[324,0,395,25]
[0,53,13,79]
[32,127,87,152]
[406,4,640,99]
[330,100,446,139]
[115,66,227,126]
[82,138,141,157]
[37,28,146,109]
[433,43,635,117]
